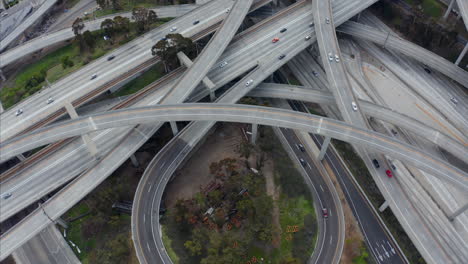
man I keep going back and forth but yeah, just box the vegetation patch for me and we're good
[162,126,317,263]
[95,0,195,17]
[0,14,172,109]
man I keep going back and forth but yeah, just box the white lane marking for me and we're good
[320,185,324,192]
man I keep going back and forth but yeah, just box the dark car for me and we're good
[297,144,305,152]
[280,28,287,33]
[278,54,285,60]
[107,55,115,61]
[193,20,200,25]
[372,159,380,168]
[299,158,307,167]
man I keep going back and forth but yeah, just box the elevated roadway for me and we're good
[0,4,200,68]
[12,224,79,264]
[0,0,382,225]
[457,0,468,30]
[1,104,466,190]
[0,0,58,51]
[0,0,384,258]
[0,0,242,141]
[337,20,468,88]
[248,84,468,164]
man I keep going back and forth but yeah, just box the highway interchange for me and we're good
[0,0,467,263]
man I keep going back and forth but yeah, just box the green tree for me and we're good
[101,18,115,36]
[132,6,149,32]
[72,17,84,36]
[184,240,202,256]
[82,30,96,51]
[61,56,74,68]
[151,33,196,71]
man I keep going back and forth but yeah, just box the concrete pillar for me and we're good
[130,154,140,168]
[177,52,216,101]
[443,0,456,20]
[0,69,6,81]
[170,121,179,135]
[318,136,331,160]
[455,42,468,66]
[0,100,4,114]
[56,218,69,229]
[251,123,258,145]
[379,200,389,212]
[448,202,468,221]
[64,102,98,158]
[17,154,26,161]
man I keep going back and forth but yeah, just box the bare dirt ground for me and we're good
[323,162,365,264]
[164,123,243,208]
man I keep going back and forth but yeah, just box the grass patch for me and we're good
[95,0,180,17]
[421,0,443,18]
[162,225,180,264]
[113,63,165,97]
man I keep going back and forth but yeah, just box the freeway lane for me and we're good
[337,21,468,88]
[289,100,407,264]
[278,126,342,264]
[0,0,382,258]
[0,0,237,141]
[0,0,315,224]
[1,103,466,190]
[247,84,468,164]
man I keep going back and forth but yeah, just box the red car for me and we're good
[322,208,329,218]
[272,37,279,43]
[386,169,393,178]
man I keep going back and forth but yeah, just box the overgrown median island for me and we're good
[0,9,173,109]
[161,124,317,264]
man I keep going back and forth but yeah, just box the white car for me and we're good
[91,74,98,80]
[245,79,253,86]
[170,26,177,32]
[335,54,340,62]
[226,8,230,13]
[305,35,311,40]
[15,109,23,116]
[450,97,458,104]
[328,52,333,61]
[325,18,330,24]
[47,97,54,104]
[351,101,358,111]
[219,61,228,68]
[2,193,12,199]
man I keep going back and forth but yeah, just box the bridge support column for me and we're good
[64,102,98,158]
[177,52,217,101]
[170,121,179,135]
[56,218,68,229]
[448,202,468,221]
[251,123,258,145]
[443,0,456,20]
[455,42,468,66]
[379,200,389,212]
[318,136,331,160]
[0,69,6,82]
[0,100,4,114]
[17,154,26,161]
[130,154,140,168]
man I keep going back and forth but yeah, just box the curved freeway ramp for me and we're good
[248,84,468,164]
[1,103,466,190]
[337,21,468,88]
[0,0,58,51]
